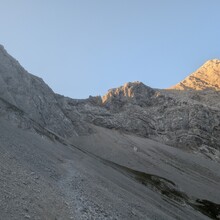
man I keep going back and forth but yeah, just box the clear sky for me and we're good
[1,0,220,98]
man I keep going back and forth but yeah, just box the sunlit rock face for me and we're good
[102,81,154,102]
[101,81,155,111]
[170,59,220,91]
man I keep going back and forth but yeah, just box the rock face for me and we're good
[102,81,155,110]
[0,45,76,137]
[170,59,220,90]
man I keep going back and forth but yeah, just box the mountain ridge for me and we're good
[1,44,220,156]
[0,44,77,137]
[1,44,220,219]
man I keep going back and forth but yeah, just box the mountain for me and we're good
[0,45,220,220]
[170,59,220,90]
[59,78,220,161]
[0,45,77,138]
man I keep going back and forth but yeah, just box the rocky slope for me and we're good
[2,114,220,220]
[0,45,76,137]
[0,45,220,219]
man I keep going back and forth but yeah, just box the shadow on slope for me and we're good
[101,159,220,220]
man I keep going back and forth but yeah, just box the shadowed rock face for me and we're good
[0,45,76,137]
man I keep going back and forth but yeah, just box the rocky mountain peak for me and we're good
[170,59,220,91]
[100,81,155,112]
[102,81,154,104]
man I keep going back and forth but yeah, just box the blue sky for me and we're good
[1,0,220,98]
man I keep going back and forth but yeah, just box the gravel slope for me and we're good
[1,116,219,219]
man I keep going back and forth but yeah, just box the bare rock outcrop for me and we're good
[102,81,155,110]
